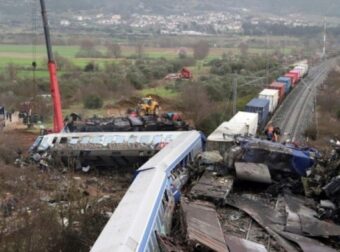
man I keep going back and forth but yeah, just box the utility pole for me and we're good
[322,18,327,60]
[265,34,269,85]
[232,76,238,115]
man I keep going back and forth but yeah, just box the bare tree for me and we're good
[177,83,215,127]
[193,40,210,60]
[7,64,18,81]
[76,39,102,58]
[106,43,122,58]
[238,42,249,57]
[135,42,144,58]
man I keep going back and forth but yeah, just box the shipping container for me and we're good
[245,98,269,128]
[276,77,292,93]
[294,65,308,77]
[269,82,285,103]
[258,89,279,113]
[208,111,258,143]
[289,70,301,81]
[293,68,303,78]
[285,73,298,87]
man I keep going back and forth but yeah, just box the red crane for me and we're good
[39,0,63,132]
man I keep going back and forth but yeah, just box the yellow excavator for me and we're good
[137,96,160,116]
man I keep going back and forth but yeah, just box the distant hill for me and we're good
[1,0,340,19]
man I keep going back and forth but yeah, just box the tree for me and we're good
[177,47,188,59]
[106,43,122,58]
[83,95,103,109]
[6,64,18,81]
[135,42,144,59]
[193,40,210,60]
[177,82,215,127]
[238,42,249,57]
[76,39,103,58]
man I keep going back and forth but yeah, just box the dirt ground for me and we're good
[0,126,133,251]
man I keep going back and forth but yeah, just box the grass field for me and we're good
[0,43,292,70]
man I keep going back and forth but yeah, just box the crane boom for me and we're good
[39,0,63,132]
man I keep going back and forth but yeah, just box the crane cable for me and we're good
[31,0,38,86]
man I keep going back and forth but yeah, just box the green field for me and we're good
[0,42,298,84]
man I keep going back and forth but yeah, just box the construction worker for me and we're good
[273,127,281,143]
[264,122,274,141]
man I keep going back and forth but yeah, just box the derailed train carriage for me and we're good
[30,131,189,169]
[91,131,204,252]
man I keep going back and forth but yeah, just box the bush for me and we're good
[304,125,317,141]
[83,95,103,109]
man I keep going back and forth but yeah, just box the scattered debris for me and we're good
[156,233,183,252]
[235,162,272,184]
[180,199,229,252]
[224,235,268,252]
[190,171,234,204]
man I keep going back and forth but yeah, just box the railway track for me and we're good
[272,59,334,142]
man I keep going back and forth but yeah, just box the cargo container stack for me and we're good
[245,98,270,129]
[258,89,279,113]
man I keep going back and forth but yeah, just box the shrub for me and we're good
[83,95,103,109]
[304,125,317,141]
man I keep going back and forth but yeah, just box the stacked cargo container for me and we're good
[284,73,298,87]
[276,77,292,93]
[268,82,285,103]
[258,89,279,113]
[245,98,270,128]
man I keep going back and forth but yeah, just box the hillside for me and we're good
[1,0,340,17]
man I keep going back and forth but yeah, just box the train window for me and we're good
[90,136,102,144]
[37,137,49,151]
[128,135,138,144]
[60,137,68,144]
[140,135,151,145]
[150,233,159,252]
[69,137,79,145]
[164,135,173,143]
[103,136,115,145]
[152,135,162,145]
[115,136,125,144]
[164,190,169,202]
[80,137,90,144]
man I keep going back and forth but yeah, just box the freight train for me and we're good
[208,60,309,146]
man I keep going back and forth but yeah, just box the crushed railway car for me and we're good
[91,131,203,252]
[30,131,187,169]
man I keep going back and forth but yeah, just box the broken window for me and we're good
[60,137,68,144]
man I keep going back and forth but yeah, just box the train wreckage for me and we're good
[27,128,340,251]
